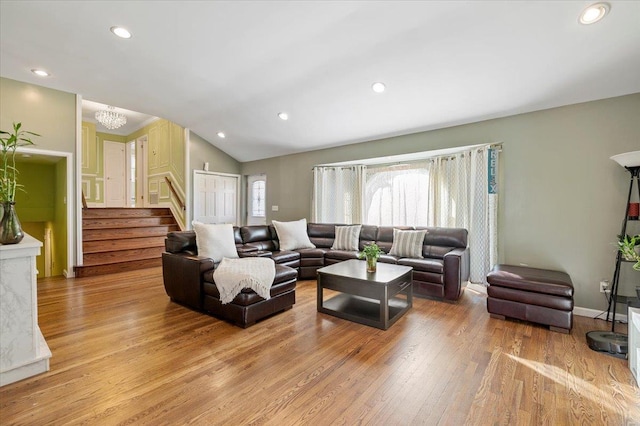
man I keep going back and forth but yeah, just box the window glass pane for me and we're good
[252,180,265,217]
[365,164,429,226]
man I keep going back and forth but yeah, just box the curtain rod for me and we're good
[312,142,503,170]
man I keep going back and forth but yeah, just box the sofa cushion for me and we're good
[233,227,243,244]
[378,254,399,264]
[192,222,239,263]
[241,225,272,244]
[165,230,197,254]
[398,257,444,274]
[307,222,340,248]
[272,219,316,250]
[359,225,378,250]
[331,225,362,251]
[203,265,297,306]
[375,226,412,253]
[389,229,427,258]
[324,250,359,261]
[487,264,573,297]
[416,227,468,258]
[271,250,302,265]
[204,263,297,287]
[297,248,328,258]
[487,285,573,311]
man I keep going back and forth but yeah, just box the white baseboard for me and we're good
[468,283,629,322]
[573,306,627,322]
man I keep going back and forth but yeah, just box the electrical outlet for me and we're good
[600,280,609,293]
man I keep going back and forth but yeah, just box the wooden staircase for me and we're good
[75,208,179,278]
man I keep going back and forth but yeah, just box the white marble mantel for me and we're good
[0,233,52,386]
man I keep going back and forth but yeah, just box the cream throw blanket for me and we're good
[213,257,276,304]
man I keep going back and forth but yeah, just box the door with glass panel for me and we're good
[247,174,266,225]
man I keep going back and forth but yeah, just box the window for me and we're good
[312,145,499,284]
[365,163,430,226]
[251,180,266,217]
[312,166,364,224]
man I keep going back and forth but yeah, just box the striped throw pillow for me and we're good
[331,225,362,251]
[388,229,427,258]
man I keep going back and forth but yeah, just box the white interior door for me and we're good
[217,175,239,224]
[104,141,126,207]
[193,172,213,222]
[125,140,136,207]
[136,136,148,207]
[247,174,266,225]
[193,171,240,224]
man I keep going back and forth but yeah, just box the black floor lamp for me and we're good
[586,151,640,358]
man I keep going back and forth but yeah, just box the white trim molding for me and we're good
[16,146,75,278]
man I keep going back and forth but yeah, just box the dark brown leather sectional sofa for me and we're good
[301,223,470,300]
[162,230,298,327]
[162,223,470,327]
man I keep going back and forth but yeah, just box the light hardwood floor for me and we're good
[1,268,638,425]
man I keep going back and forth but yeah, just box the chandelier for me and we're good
[95,106,127,130]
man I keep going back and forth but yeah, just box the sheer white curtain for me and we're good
[364,163,430,226]
[427,146,498,283]
[312,165,365,224]
[312,145,499,283]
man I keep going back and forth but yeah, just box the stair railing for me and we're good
[165,176,186,211]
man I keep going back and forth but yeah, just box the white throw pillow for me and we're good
[192,221,239,262]
[331,225,362,251]
[272,218,316,251]
[388,229,427,258]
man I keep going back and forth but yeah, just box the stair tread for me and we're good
[83,236,166,253]
[79,207,177,276]
[74,258,161,278]
[83,216,175,219]
[82,247,165,266]
[83,225,178,241]
[83,221,176,230]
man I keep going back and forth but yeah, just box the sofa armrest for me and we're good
[237,245,259,255]
[443,247,470,300]
[162,252,215,310]
[239,250,273,258]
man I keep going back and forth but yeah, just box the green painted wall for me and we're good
[21,221,46,275]
[14,161,55,222]
[14,161,52,275]
[81,121,100,204]
[0,77,76,153]
[189,131,241,175]
[97,132,127,143]
[241,93,640,312]
[81,122,129,204]
[14,160,65,276]
[1,77,75,276]
[53,159,67,276]
[129,119,186,227]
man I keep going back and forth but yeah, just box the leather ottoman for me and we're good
[201,264,298,328]
[487,264,574,333]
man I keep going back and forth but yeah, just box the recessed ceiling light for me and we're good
[217,132,226,138]
[110,26,132,39]
[579,3,610,25]
[372,82,386,93]
[31,69,49,77]
[278,112,289,121]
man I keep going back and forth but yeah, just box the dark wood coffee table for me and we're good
[317,259,413,330]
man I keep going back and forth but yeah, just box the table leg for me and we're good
[381,285,389,329]
[317,276,323,311]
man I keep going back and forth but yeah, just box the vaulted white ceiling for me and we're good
[1,1,639,162]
